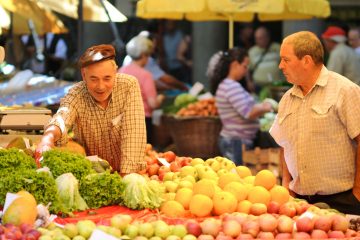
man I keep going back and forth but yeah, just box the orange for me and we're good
[269,185,290,205]
[212,191,237,216]
[193,179,216,198]
[218,172,242,189]
[254,169,277,190]
[223,182,248,202]
[175,188,193,209]
[235,166,252,178]
[247,186,271,205]
[189,194,213,217]
[160,200,185,217]
[237,200,252,214]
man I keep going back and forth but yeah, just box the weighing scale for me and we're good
[0,106,52,132]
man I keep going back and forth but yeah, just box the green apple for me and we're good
[164,181,179,193]
[72,236,86,240]
[217,169,229,177]
[171,224,187,238]
[209,160,221,172]
[154,221,171,238]
[76,220,96,239]
[110,214,133,231]
[163,172,175,181]
[138,222,155,238]
[107,227,122,238]
[165,235,181,240]
[183,234,197,240]
[53,235,71,240]
[179,166,198,178]
[39,236,53,240]
[134,236,148,240]
[205,158,215,166]
[181,175,196,184]
[96,225,110,233]
[190,158,204,166]
[200,169,218,180]
[178,180,193,189]
[163,192,176,201]
[63,223,78,238]
[149,236,163,240]
[197,165,213,179]
[125,225,139,239]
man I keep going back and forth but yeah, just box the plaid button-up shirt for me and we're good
[47,73,146,174]
[271,66,360,195]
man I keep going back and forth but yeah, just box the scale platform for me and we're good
[0,106,52,131]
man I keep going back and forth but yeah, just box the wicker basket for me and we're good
[167,116,222,159]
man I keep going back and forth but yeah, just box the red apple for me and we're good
[158,166,170,180]
[242,220,260,238]
[163,151,176,163]
[310,229,328,239]
[275,233,293,239]
[267,201,280,214]
[327,230,345,238]
[279,202,297,218]
[294,201,310,215]
[331,214,349,232]
[198,234,215,240]
[257,231,275,239]
[216,232,233,240]
[147,163,160,176]
[170,161,181,172]
[277,216,294,233]
[222,220,241,238]
[200,219,221,237]
[231,213,248,225]
[258,214,278,232]
[313,215,332,232]
[236,233,254,239]
[295,216,314,233]
[180,157,192,167]
[345,228,358,238]
[145,156,158,165]
[292,232,311,239]
[186,220,202,237]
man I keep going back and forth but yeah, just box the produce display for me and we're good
[0,141,360,240]
[176,98,218,117]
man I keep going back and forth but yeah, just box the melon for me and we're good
[2,191,38,226]
[56,140,86,156]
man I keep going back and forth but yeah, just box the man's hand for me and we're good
[34,138,54,167]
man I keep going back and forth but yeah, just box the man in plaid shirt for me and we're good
[35,44,146,175]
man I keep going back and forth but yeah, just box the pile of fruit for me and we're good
[176,99,218,117]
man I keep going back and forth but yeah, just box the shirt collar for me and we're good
[290,65,329,97]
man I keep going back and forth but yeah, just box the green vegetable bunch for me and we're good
[79,171,124,209]
[0,148,37,170]
[0,169,63,213]
[121,173,164,210]
[164,93,198,114]
[42,149,95,180]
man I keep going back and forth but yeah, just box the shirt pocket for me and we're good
[310,103,333,133]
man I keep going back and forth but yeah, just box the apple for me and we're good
[222,220,241,238]
[217,169,229,177]
[63,223,79,238]
[110,214,132,231]
[148,163,160,176]
[138,222,155,238]
[171,224,187,238]
[154,221,171,239]
[191,158,205,166]
[76,220,96,239]
[257,231,275,239]
[146,156,158,165]
[178,180,193,189]
[39,235,54,240]
[292,232,311,239]
[345,229,358,238]
[125,225,139,239]
[327,230,345,238]
[258,214,278,232]
[198,234,215,240]
[200,218,221,237]
[163,151,176,163]
[277,215,294,233]
[331,214,349,232]
[165,235,181,240]
[313,215,332,232]
[108,227,122,238]
[232,212,249,225]
[310,229,328,239]
[295,216,314,232]
[249,203,267,216]
[274,233,293,239]
[294,201,310,215]
[236,233,254,239]
[267,201,280,214]
[279,202,297,218]
[163,172,175,181]
[158,166,171,180]
[170,161,181,172]
[179,166,198,178]
[185,220,202,237]
[164,181,179,193]
[183,234,197,240]
[241,220,260,238]
[180,157,192,167]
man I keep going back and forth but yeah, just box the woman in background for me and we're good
[209,47,273,166]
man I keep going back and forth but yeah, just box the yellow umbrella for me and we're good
[0,0,68,35]
[137,0,331,48]
[37,0,127,22]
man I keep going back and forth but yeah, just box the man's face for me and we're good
[348,30,360,49]
[81,60,116,108]
[255,28,270,49]
[279,43,304,85]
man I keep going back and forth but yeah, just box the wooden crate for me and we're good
[242,146,281,181]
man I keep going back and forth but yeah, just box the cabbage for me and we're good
[55,173,88,213]
[121,173,164,210]
[174,93,197,107]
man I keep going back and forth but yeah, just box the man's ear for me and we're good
[303,55,314,67]
[80,68,85,81]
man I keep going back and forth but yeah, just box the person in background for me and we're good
[208,48,274,166]
[236,23,255,50]
[177,34,193,84]
[348,27,360,56]
[122,31,188,92]
[322,26,360,85]
[21,33,68,77]
[270,31,360,215]
[119,36,165,144]
[248,26,282,92]
[35,44,146,175]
